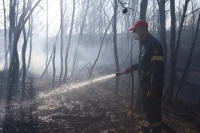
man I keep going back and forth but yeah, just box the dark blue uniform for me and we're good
[132,34,164,132]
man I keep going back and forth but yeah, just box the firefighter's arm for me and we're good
[149,43,164,93]
[124,63,139,73]
[116,64,139,76]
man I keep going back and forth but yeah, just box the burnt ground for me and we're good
[0,66,200,133]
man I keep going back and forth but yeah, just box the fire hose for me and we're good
[116,71,135,133]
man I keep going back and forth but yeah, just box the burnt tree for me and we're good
[133,0,148,110]
[113,0,120,94]
[174,12,200,101]
[63,0,75,83]
[59,0,64,85]
[70,0,89,78]
[2,0,7,70]
[165,0,190,104]
[157,0,167,79]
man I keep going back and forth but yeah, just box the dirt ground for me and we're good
[0,68,200,133]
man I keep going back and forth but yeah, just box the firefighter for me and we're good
[124,19,164,133]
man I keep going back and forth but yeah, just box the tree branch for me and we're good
[185,7,200,17]
[117,0,140,14]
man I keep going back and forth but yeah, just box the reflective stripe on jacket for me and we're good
[133,34,164,93]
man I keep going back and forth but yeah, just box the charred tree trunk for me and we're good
[5,0,17,109]
[174,12,200,101]
[157,0,167,99]
[46,0,48,75]
[19,0,32,78]
[59,0,63,85]
[22,18,27,106]
[10,0,19,90]
[5,0,42,118]
[165,0,190,104]
[27,12,33,73]
[52,45,56,87]
[126,0,130,51]
[156,9,160,40]
[16,0,19,25]
[20,0,33,131]
[99,0,103,42]
[70,0,89,78]
[153,1,155,36]
[174,0,190,63]
[3,0,7,70]
[9,0,16,68]
[75,53,79,73]
[63,0,75,83]
[139,0,148,20]
[165,0,176,104]
[185,0,195,82]
[113,0,120,95]
[20,1,28,131]
[133,0,148,110]
[157,0,167,81]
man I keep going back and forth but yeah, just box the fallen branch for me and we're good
[4,91,20,102]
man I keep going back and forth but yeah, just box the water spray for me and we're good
[2,74,116,115]
[2,72,135,132]
[39,74,116,99]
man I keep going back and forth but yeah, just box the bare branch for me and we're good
[185,7,200,17]
[118,0,140,14]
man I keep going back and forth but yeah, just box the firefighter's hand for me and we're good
[147,91,156,100]
[123,66,132,74]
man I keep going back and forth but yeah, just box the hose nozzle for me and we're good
[116,72,126,76]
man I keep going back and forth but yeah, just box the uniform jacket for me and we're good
[132,34,164,93]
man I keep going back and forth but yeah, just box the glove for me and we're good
[116,68,131,76]
[116,64,138,76]
[123,66,132,74]
[116,72,123,76]
[147,91,156,100]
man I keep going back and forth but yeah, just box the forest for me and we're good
[0,0,200,132]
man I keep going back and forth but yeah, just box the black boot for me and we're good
[149,125,161,133]
[141,125,151,133]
